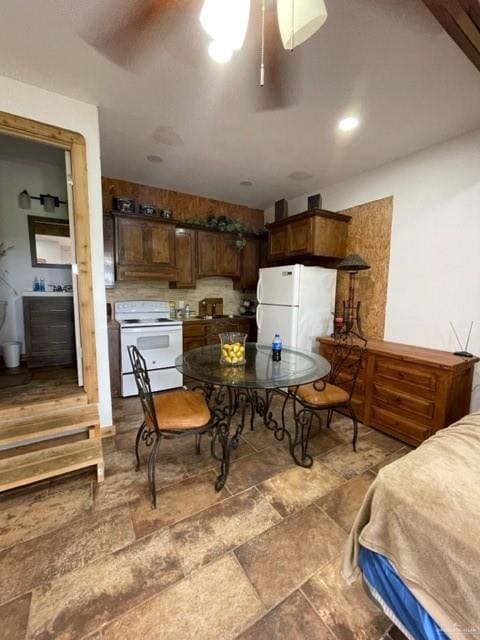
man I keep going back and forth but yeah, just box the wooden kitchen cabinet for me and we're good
[197,231,240,278]
[114,215,176,281]
[318,336,479,446]
[267,209,350,264]
[170,227,196,288]
[237,237,260,291]
[183,317,257,352]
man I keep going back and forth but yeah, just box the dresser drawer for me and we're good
[30,324,75,351]
[372,383,435,421]
[370,405,430,446]
[374,358,438,393]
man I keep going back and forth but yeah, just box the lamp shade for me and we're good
[277,0,328,50]
[18,189,31,210]
[200,0,250,51]
[337,254,370,272]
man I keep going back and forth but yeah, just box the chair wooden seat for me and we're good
[296,382,349,407]
[147,390,211,430]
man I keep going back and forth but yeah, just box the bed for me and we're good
[343,412,480,640]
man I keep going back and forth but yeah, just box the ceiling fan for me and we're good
[84,0,328,109]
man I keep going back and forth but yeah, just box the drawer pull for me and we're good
[50,324,68,329]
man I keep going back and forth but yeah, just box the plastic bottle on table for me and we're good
[272,334,282,362]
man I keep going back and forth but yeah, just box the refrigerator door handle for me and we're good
[256,275,262,304]
[256,304,262,334]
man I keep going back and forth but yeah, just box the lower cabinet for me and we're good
[318,336,479,446]
[183,318,257,352]
[23,296,75,367]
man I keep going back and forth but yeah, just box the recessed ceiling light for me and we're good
[208,40,233,63]
[146,154,163,163]
[338,116,360,132]
[240,180,253,187]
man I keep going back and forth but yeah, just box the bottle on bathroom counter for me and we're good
[33,277,39,291]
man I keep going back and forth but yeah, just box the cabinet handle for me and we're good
[50,324,68,329]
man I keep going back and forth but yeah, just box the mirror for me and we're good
[28,215,72,268]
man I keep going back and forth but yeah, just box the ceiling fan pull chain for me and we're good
[291,0,295,50]
[260,0,265,86]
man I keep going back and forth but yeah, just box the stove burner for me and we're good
[123,319,141,324]
[156,318,173,322]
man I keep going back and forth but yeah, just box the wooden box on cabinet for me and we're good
[23,296,75,367]
[318,336,479,446]
[267,209,350,264]
[114,214,177,281]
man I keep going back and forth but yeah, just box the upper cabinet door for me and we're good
[171,227,196,288]
[239,237,260,290]
[217,234,240,278]
[115,217,176,281]
[197,231,218,277]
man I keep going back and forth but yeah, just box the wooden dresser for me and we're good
[318,336,479,446]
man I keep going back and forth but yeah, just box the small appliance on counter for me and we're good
[239,298,256,316]
[198,298,223,318]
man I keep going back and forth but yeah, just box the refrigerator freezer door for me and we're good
[257,304,299,348]
[257,265,302,306]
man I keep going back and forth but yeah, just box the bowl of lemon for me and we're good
[219,332,247,366]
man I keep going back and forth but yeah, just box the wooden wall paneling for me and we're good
[102,177,265,232]
[337,196,393,339]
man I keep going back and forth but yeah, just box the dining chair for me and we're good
[288,332,367,458]
[127,345,213,508]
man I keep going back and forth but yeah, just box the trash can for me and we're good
[2,341,21,368]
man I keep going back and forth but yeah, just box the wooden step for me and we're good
[0,438,104,492]
[0,404,100,447]
[0,388,88,420]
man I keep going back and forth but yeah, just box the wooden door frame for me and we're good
[0,111,99,403]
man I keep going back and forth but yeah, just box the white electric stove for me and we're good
[115,300,183,397]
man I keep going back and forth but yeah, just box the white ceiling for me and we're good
[1,0,480,209]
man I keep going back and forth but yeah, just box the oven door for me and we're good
[121,325,183,373]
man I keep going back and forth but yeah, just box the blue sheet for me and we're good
[358,546,449,640]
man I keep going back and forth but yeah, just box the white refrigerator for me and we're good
[256,264,336,351]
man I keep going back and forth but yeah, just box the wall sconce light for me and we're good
[18,190,66,213]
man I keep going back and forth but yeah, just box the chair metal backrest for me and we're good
[127,345,159,431]
[328,332,367,399]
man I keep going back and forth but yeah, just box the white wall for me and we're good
[0,143,72,351]
[0,75,112,427]
[265,129,480,410]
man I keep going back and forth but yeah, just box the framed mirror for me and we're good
[28,215,72,268]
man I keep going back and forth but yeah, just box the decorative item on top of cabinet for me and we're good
[318,336,479,446]
[23,296,75,367]
[267,208,350,265]
[114,213,176,281]
[170,227,196,289]
[197,230,240,278]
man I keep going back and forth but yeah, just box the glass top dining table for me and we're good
[175,343,331,491]
[175,343,331,389]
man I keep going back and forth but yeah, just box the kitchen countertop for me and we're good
[22,291,73,297]
[182,315,256,322]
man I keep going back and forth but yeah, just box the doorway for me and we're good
[0,134,83,402]
[0,111,98,413]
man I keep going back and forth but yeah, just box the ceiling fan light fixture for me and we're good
[200,0,251,52]
[208,40,233,63]
[277,0,328,50]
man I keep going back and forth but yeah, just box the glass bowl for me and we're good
[219,332,247,366]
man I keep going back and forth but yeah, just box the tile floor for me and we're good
[0,393,413,640]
